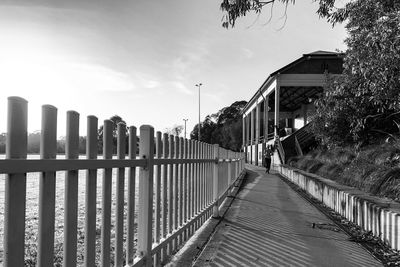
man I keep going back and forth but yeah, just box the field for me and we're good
[0,155,140,266]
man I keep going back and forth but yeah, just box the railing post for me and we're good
[179,137,184,241]
[4,96,28,267]
[127,126,137,265]
[213,144,219,218]
[63,110,79,267]
[154,131,162,266]
[101,120,113,267]
[154,131,162,265]
[174,136,179,244]
[227,153,232,196]
[161,133,169,261]
[84,115,98,267]
[115,123,126,266]
[188,140,193,233]
[168,135,174,254]
[38,104,57,267]
[195,141,200,216]
[137,125,155,267]
[190,140,195,221]
[208,144,212,206]
[183,138,188,239]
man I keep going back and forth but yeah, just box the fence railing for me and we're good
[1,96,245,267]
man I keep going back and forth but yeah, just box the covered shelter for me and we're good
[242,51,344,165]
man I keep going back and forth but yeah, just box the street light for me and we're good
[183,119,188,139]
[195,83,202,141]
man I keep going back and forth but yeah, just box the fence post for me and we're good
[38,104,57,267]
[101,120,113,267]
[63,110,79,267]
[84,115,98,267]
[213,144,219,218]
[115,123,126,266]
[4,96,28,267]
[161,133,169,261]
[127,126,137,265]
[168,135,174,254]
[227,153,232,196]
[174,136,179,242]
[196,141,200,216]
[179,137,184,241]
[155,131,162,248]
[137,125,155,267]
[183,138,188,239]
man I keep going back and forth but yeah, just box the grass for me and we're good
[288,138,400,201]
[0,169,139,266]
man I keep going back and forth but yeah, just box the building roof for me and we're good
[242,51,344,113]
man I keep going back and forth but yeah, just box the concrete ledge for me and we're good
[274,164,400,250]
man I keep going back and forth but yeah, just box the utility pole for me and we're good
[183,119,188,139]
[195,83,202,141]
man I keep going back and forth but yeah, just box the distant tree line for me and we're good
[190,100,247,152]
[0,115,139,155]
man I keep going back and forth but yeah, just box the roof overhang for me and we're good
[242,51,344,115]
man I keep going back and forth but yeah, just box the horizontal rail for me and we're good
[0,159,147,174]
[1,96,246,267]
[0,158,242,174]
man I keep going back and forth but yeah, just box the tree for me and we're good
[310,0,400,147]
[164,125,184,137]
[191,100,247,151]
[27,131,41,154]
[0,133,5,154]
[223,0,400,147]
[220,0,350,28]
[191,115,218,143]
[98,115,129,154]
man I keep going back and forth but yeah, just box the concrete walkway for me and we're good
[194,164,382,267]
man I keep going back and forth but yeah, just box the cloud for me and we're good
[242,48,254,59]
[171,39,210,82]
[144,80,160,89]
[170,81,193,95]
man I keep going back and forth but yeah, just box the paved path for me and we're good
[194,164,382,267]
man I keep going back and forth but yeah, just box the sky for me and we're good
[0,0,347,137]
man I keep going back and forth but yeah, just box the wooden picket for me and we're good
[0,96,245,267]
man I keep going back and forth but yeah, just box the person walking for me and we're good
[264,145,273,173]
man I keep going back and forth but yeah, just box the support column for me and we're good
[303,104,308,126]
[274,77,280,142]
[250,110,254,145]
[263,95,269,167]
[265,95,269,141]
[242,116,245,150]
[250,110,254,164]
[255,102,260,166]
[242,116,247,163]
[244,115,248,163]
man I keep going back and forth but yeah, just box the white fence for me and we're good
[1,96,245,267]
[275,164,400,251]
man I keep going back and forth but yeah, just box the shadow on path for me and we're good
[194,164,382,267]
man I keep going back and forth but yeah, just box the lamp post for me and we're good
[183,119,188,139]
[195,83,202,141]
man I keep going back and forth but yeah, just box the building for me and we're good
[242,51,344,166]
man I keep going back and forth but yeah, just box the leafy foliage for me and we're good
[219,0,351,28]
[164,125,184,137]
[97,115,129,154]
[191,100,247,151]
[311,0,400,147]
